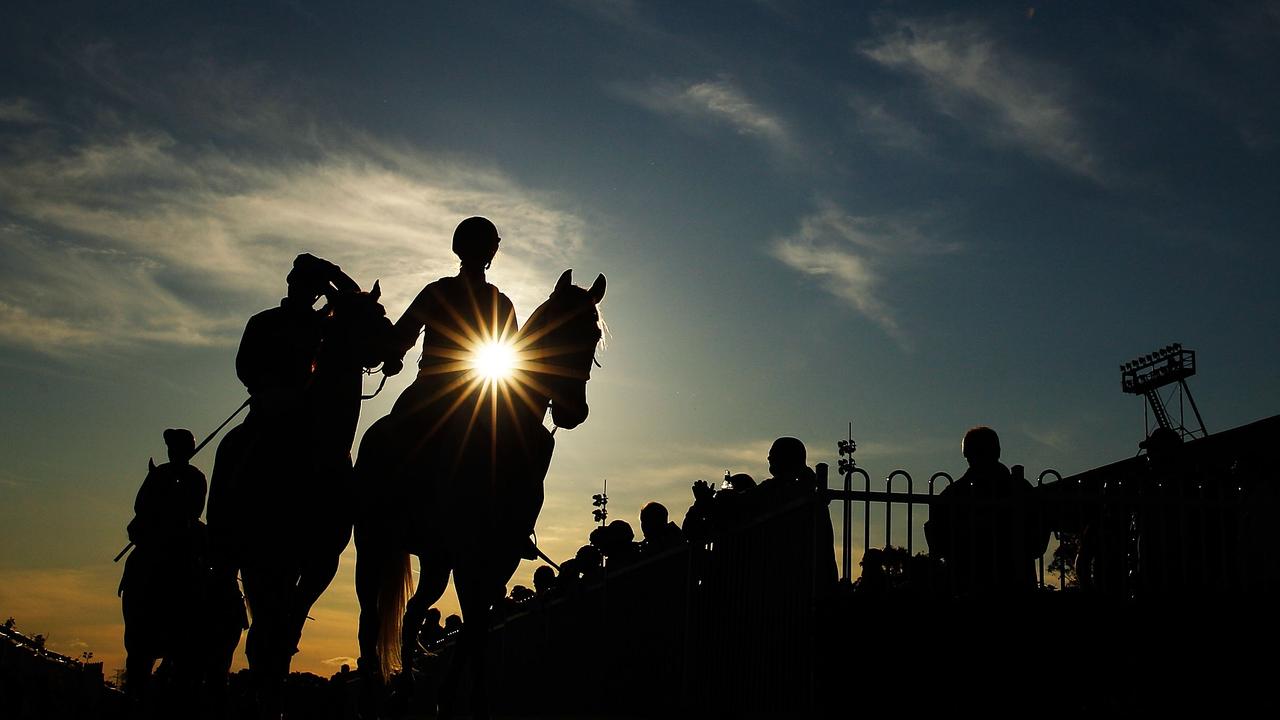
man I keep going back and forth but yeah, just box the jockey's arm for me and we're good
[384,286,440,375]
[498,292,519,337]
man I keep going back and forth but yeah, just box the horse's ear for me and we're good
[371,280,381,302]
[588,274,606,304]
[554,269,573,294]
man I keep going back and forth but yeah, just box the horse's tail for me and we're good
[376,549,412,682]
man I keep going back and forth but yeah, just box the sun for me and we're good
[470,339,517,382]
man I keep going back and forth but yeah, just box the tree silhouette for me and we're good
[1048,532,1080,588]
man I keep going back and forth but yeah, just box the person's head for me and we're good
[285,253,332,306]
[533,565,556,594]
[962,426,1001,468]
[576,544,603,569]
[607,520,634,546]
[768,437,808,481]
[443,614,462,631]
[452,216,501,272]
[639,502,669,540]
[1140,427,1183,468]
[558,558,582,584]
[726,473,757,492]
[163,428,196,465]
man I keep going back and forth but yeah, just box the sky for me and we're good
[2,0,1278,677]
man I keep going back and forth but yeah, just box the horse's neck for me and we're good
[308,345,363,450]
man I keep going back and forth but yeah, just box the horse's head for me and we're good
[321,281,396,372]
[519,269,606,430]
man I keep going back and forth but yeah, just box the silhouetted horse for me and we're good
[355,269,605,718]
[209,281,394,697]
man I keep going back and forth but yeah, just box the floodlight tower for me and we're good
[1120,343,1207,441]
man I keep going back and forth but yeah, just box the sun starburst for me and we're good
[470,339,517,382]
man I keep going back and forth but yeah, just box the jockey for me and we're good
[380,217,536,556]
[384,217,517,380]
[383,217,519,439]
[120,428,207,704]
[236,253,357,424]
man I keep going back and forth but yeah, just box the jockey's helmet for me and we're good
[452,216,501,268]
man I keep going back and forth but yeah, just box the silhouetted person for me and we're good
[120,429,206,708]
[509,585,535,604]
[856,548,890,595]
[555,558,584,597]
[529,566,555,600]
[576,544,605,583]
[375,217,535,553]
[755,438,838,588]
[591,520,640,569]
[756,437,818,501]
[925,427,1044,596]
[443,614,463,636]
[682,479,720,545]
[639,502,686,554]
[1134,427,1229,597]
[228,253,359,717]
[682,474,756,544]
[237,253,355,426]
[419,607,444,650]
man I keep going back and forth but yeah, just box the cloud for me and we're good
[861,18,1101,181]
[0,120,587,358]
[0,97,45,125]
[617,76,794,154]
[770,201,957,345]
[848,95,930,151]
[1022,425,1072,453]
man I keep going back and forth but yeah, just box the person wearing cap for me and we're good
[126,428,207,550]
[235,253,357,424]
[120,428,208,705]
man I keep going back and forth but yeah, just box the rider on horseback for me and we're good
[236,253,358,425]
[376,218,531,554]
[216,252,361,714]
[383,216,517,382]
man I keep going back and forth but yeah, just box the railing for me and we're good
[468,482,829,717]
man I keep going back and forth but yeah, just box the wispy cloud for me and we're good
[1022,425,1073,453]
[848,95,930,151]
[770,201,957,346]
[617,76,794,154]
[861,18,1102,181]
[0,97,45,125]
[0,113,587,357]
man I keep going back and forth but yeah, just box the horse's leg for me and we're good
[444,551,520,720]
[386,551,451,714]
[354,529,384,672]
[401,552,452,668]
[241,561,294,718]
